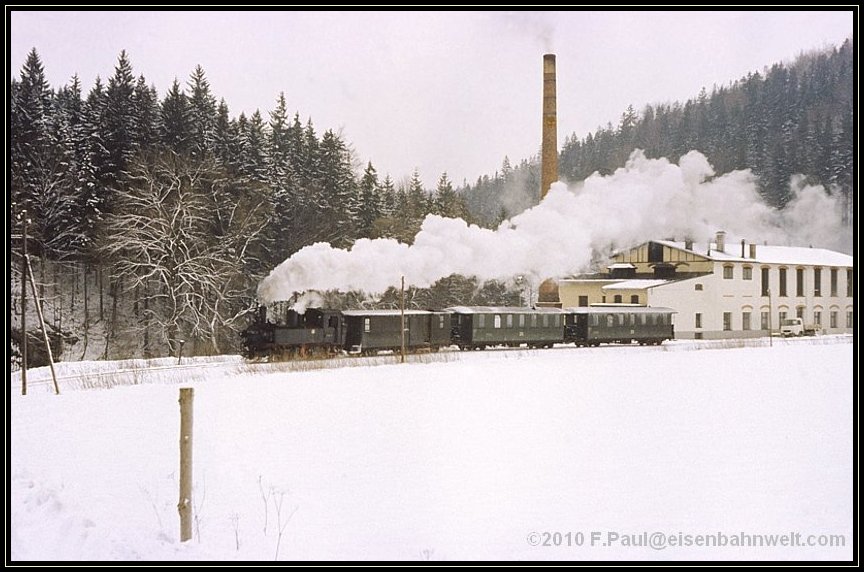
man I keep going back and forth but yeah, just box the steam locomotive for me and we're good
[240,303,676,360]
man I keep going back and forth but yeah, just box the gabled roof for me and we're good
[653,240,853,267]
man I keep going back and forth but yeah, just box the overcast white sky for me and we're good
[10,10,854,187]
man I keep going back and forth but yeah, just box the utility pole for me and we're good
[27,254,59,394]
[400,276,406,364]
[21,210,27,395]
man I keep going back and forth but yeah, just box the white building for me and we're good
[556,232,854,339]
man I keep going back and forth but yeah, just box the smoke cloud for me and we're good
[258,150,851,304]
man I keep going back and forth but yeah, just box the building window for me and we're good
[761,267,770,296]
[613,294,622,303]
[723,265,733,279]
[761,311,769,330]
[723,312,732,331]
[779,311,787,324]
[695,283,703,291]
[779,268,787,297]
[814,267,822,297]
[364,318,371,332]
[847,311,854,328]
[578,295,588,307]
[830,269,838,297]
[630,295,639,304]
[743,266,752,280]
[695,313,702,329]
[796,268,804,297]
[601,296,607,303]
[796,306,804,318]
[694,332,703,340]
[814,311,821,326]
[494,315,501,329]
[742,312,751,330]
[830,311,837,328]
[848,269,853,298]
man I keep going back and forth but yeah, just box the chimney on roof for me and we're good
[741,239,746,258]
[749,243,757,259]
[685,238,693,251]
[716,230,726,253]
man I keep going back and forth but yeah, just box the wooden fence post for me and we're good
[178,387,194,542]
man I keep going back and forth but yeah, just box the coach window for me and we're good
[591,314,599,327]
[531,314,537,327]
[613,294,622,303]
[542,314,549,327]
[364,318,371,333]
[477,314,486,328]
[723,265,734,279]
[438,315,445,329]
[494,315,502,329]
[506,314,513,328]
[606,315,614,327]
[519,314,525,327]
[630,295,639,304]
[640,314,647,325]
[628,314,636,326]
[743,266,752,280]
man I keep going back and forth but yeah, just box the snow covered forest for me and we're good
[9,39,854,362]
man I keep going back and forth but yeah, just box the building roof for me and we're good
[607,262,636,269]
[654,240,853,267]
[602,279,670,290]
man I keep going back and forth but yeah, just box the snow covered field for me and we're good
[10,339,853,561]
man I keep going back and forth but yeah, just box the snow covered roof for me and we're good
[341,310,440,316]
[602,279,670,290]
[564,306,677,314]
[654,240,853,267]
[446,306,564,314]
[607,262,636,269]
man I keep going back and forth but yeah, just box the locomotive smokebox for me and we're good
[540,53,558,200]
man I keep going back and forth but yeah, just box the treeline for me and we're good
[10,49,476,357]
[461,38,854,224]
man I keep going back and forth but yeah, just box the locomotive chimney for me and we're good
[540,54,558,200]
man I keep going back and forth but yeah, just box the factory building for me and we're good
[551,232,854,339]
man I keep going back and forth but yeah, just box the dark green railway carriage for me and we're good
[447,306,565,350]
[341,310,451,354]
[563,306,675,346]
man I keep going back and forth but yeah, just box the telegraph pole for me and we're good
[400,276,406,364]
[21,210,28,395]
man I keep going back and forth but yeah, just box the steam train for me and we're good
[240,303,676,360]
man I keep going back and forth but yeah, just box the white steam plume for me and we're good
[258,150,851,304]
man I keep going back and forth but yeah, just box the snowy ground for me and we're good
[10,338,853,561]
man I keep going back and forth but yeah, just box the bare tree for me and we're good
[101,151,269,355]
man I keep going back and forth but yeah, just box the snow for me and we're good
[655,240,853,267]
[10,339,853,561]
[601,279,670,290]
